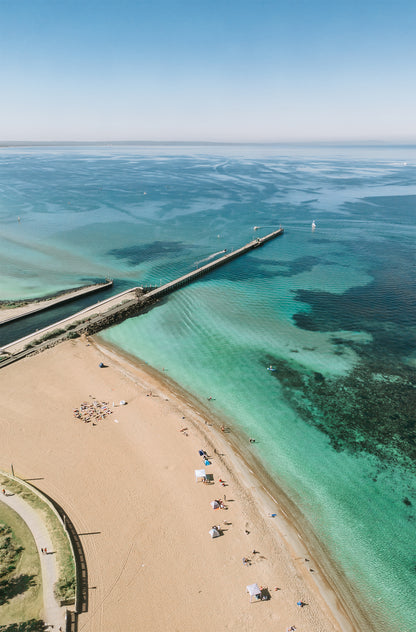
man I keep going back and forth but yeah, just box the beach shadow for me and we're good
[260,587,271,601]
[77,532,101,536]
[24,477,45,482]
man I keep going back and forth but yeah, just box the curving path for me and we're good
[1,489,66,629]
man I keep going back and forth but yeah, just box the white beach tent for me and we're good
[210,500,220,509]
[246,583,261,603]
[209,527,220,538]
[195,469,206,482]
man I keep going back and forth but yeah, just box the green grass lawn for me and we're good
[0,476,75,604]
[0,503,42,626]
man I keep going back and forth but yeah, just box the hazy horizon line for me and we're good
[1,139,416,148]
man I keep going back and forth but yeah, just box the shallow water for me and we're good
[1,144,415,629]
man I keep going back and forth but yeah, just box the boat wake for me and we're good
[195,250,227,267]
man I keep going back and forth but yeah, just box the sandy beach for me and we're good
[0,337,362,632]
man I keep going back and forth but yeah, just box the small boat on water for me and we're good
[267,365,276,371]
[312,220,316,231]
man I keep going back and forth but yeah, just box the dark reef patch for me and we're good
[204,254,323,283]
[108,240,192,265]
[292,237,416,363]
[265,356,416,469]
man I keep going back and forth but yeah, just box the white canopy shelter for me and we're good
[195,469,206,482]
[209,527,220,538]
[246,583,261,602]
[210,500,220,509]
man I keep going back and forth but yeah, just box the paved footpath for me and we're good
[1,488,67,630]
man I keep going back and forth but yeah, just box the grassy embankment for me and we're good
[0,476,75,606]
[0,502,42,626]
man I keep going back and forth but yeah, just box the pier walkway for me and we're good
[143,228,283,301]
[0,228,283,364]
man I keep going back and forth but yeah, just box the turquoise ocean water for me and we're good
[1,144,415,629]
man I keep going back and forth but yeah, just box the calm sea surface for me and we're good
[1,144,415,629]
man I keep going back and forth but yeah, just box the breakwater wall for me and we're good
[0,228,284,366]
[0,280,113,326]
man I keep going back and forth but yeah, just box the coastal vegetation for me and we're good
[0,477,75,605]
[0,524,23,585]
[0,621,48,631]
[0,503,42,625]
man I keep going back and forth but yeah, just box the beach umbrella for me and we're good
[195,469,206,482]
[247,584,261,603]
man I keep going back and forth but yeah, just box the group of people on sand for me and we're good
[73,398,112,424]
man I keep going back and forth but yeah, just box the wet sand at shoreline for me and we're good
[0,337,365,631]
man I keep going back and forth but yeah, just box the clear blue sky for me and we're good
[1,0,415,142]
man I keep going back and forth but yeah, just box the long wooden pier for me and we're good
[143,227,284,300]
[0,228,283,364]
